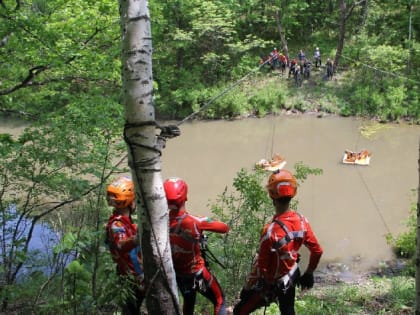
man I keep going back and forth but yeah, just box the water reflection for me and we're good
[0,206,66,279]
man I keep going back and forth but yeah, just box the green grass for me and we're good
[219,275,414,315]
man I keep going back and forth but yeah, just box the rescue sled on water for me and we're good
[255,154,287,171]
[342,149,371,166]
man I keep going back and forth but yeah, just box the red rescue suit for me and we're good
[234,210,323,315]
[106,212,144,277]
[169,209,229,315]
[106,212,145,315]
[258,211,322,283]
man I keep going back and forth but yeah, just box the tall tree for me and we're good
[335,0,367,68]
[274,10,290,59]
[118,0,180,313]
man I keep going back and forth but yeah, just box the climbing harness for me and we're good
[200,233,226,269]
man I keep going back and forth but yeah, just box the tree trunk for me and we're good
[118,1,180,314]
[274,10,289,61]
[335,0,367,69]
[335,0,347,69]
[416,137,420,315]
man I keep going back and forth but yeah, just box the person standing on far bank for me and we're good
[314,47,321,68]
[233,169,323,315]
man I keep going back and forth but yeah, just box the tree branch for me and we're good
[0,65,48,95]
[345,0,367,21]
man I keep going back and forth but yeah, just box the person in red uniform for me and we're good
[279,53,288,74]
[163,177,229,315]
[233,169,323,315]
[105,176,145,315]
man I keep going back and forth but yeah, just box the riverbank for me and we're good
[303,258,414,315]
[223,259,414,315]
[215,66,420,126]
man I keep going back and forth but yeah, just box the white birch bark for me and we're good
[118,0,180,313]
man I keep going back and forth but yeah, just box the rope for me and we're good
[356,166,392,235]
[351,121,392,235]
[123,128,182,315]
[176,59,271,126]
[269,114,277,158]
[340,54,420,86]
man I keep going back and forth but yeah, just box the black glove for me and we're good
[299,272,314,289]
[255,278,265,291]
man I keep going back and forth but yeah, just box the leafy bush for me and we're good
[386,202,416,275]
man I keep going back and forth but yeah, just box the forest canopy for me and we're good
[0,0,419,122]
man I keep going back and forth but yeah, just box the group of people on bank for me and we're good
[260,47,334,81]
[105,169,323,315]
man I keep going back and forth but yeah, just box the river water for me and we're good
[2,115,419,277]
[160,114,420,276]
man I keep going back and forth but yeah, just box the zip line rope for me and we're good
[176,59,271,127]
[270,114,277,158]
[340,54,420,86]
[356,165,393,235]
[352,120,392,235]
[338,54,420,114]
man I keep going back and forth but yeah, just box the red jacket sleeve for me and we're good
[257,224,273,282]
[197,216,229,234]
[303,218,323,272]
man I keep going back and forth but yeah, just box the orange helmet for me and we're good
[106,176,135,209]
[163,177,188,207]
[267,169,297,199]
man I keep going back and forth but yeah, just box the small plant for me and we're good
[385,201,416,275]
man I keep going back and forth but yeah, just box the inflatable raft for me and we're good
[255,154,287,171]
[342,149,371,166]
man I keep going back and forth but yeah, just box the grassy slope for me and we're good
[254,64,345,116]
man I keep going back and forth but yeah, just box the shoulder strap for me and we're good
[170,213,198,243]
[272,214,306,249]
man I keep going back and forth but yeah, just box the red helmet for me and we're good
[163,177,188,207]
[267,169,297,199]
[106,176,135,209]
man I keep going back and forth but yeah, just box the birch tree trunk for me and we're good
[118,1,180,313]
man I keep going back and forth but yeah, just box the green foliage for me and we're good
[209,163,322,305]
[0,0,121,117]
[293,276,415,315]
[336,43,418,122]
[386,201,416,275]
[0,91,127,313]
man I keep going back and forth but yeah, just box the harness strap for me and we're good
[170,213,199,244]
[277,262,298,287]
[271,214,306,250]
